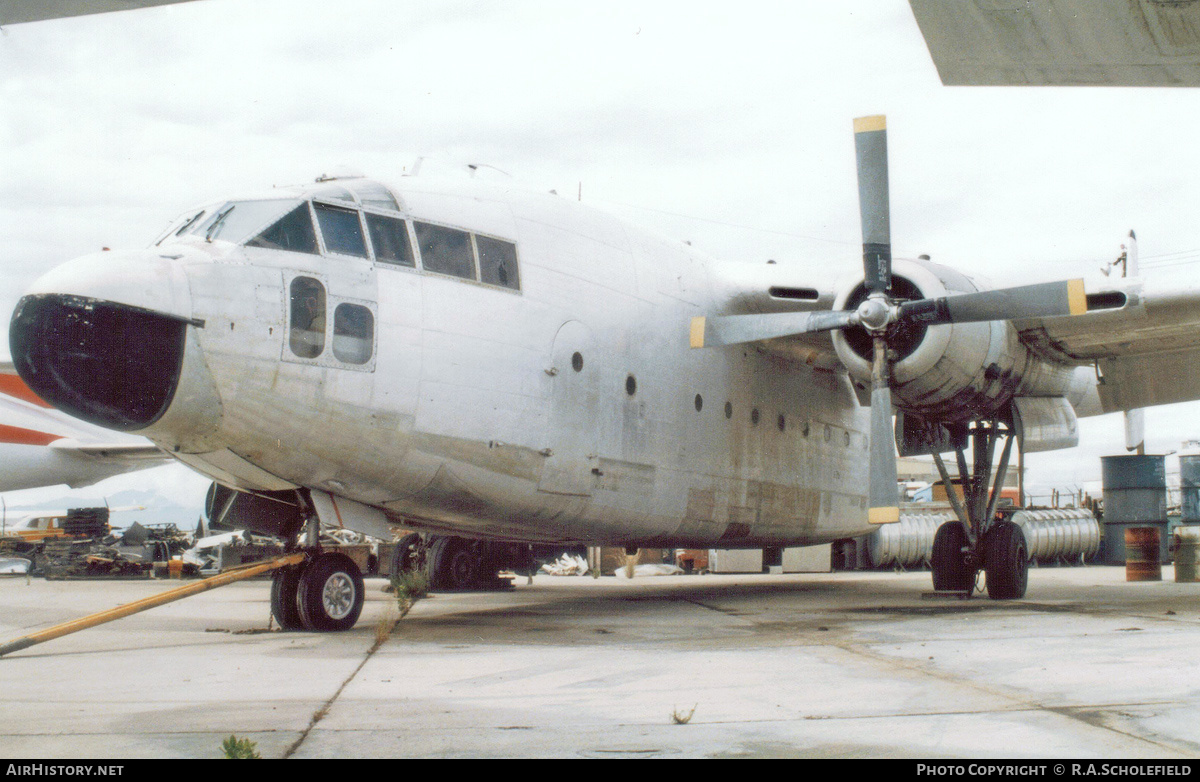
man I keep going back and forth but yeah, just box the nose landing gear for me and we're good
[270,551,365,632]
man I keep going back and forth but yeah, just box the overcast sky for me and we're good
[3,0,1200,506]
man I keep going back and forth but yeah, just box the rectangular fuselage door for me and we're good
[538,320,598,496]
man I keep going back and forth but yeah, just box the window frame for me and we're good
[412,220,480,282]
[473,232,522,291]
[245,201,321,256]
[281,270,377,372]
[363,209,417,269]
[312,200,371,260]
[331,301,376,366]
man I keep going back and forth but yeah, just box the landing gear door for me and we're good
[539,320,598,496]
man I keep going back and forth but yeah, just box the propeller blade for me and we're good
[689,310,855,348]
[854,115,892,296]
[896,279,1087,326]
[867,337,900,524]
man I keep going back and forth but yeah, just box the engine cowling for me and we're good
[830,258,1077,423]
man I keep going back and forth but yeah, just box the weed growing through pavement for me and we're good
[221,735,260,759]
[671,705,697,725]
[391,568,430,620]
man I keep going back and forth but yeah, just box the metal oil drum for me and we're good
[1181,455,1200,524]
[1125,527,1162,582]
[867,509,954,567]
[869,507,1099,568]
[1172,526,1200,582]
[1009,509,1100,563]
[1101,455,1168,565]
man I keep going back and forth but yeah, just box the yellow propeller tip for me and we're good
[854,115,887,134]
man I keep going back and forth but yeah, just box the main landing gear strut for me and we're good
[928,418,1028,600]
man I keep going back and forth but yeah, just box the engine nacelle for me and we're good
[830,258,1078,423]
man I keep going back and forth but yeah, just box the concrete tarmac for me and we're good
[1,565,1199,759]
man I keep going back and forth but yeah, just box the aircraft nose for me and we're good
[8,251,218,438]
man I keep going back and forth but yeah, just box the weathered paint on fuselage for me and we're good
[162,177,873,548]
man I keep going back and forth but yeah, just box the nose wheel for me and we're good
[270,551,365,632]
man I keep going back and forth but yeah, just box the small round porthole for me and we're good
[626,375,637,396]
[571,352,584,372]
[694,394,703,412]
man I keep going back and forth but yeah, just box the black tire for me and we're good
[270,565,305,631]
[931,521,976,592]
[984,520,1029,600]
[297,552,364,632]
[390,533,421,578]
[430,536,481,591]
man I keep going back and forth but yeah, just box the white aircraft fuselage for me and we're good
[12,175,874,548]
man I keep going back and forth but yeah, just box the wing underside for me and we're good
[1019,279,1200,413]
[0,361,169,491]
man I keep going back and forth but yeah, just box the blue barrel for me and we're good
[1180,455,1200,524]
[1101,455,1168,565]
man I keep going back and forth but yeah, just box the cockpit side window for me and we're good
[247,203,319,255]
[289,276,326,359]
[314,202,368,258]
[333,303,374,365]
[414,222,476,280]
[366,213,415,267]
[476,235,520,290]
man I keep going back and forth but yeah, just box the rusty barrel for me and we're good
[1173,526,1200,582]
[1125,527,1162,581]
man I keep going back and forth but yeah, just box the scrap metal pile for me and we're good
[41,512,192,580]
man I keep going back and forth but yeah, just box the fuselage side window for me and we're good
[247,203,319,255]
[476,235,520,290]
[333,303,374,365]
[314,202,368,258]
[414,221,476,280]
[289,276,326,359]
[366,213,415,267]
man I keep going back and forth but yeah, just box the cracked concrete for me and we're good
[1,566,1199,757]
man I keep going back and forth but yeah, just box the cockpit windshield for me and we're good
[188,199,300,244]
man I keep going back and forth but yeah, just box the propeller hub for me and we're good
[856,295,893,334]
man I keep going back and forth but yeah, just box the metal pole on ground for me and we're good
[0,552,306,657]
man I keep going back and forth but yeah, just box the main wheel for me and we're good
[297,552,365,632]
[931,521,976,592]
[430,536,481,591]
[270,565,305,631]
[984,520,1029,600]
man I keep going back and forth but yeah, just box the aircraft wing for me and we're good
[705,262,1200,419]
[909,0,1200,86]
[0,1,200,25]
[1017,277,1200,413]
[0,360,169,491]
